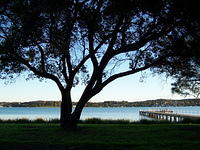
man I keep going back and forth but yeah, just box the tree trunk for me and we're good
[60,114,78,129]
[60,107,82,129]
[60,90,75,129]
[60,90,92,129]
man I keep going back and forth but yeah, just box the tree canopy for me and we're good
[154,0,200,97]
[0,0,200,128]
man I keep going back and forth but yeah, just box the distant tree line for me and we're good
[1,99,200,107]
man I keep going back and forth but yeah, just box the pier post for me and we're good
[170,116,172,122]
[174,117,177,122]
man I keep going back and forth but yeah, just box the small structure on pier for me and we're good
[139,110,200,122]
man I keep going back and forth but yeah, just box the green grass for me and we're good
[1,117,199,124]
[0,123,200,150]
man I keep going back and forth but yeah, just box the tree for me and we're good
[1,0,199,129]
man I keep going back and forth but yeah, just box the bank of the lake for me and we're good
[0,123,200,150]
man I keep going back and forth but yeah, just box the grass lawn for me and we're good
[0,123,200,150]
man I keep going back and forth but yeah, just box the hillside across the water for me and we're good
[0,99,200,107]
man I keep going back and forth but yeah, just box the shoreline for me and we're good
[1,98,200,107]
[1,105,200,108]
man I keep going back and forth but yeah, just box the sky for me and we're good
[0,71,191,102]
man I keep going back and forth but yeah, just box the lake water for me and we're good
[0,106,200,121]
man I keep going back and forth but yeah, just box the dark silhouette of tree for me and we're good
[153,0,200,97]
[166,48,200,97]
[0,0,199,129]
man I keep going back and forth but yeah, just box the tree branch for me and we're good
[112,23,175,57]
[106,15,124,52]
[61,56,69,84]
[94,33,112,51]
[65,49,73,79]
[72,33,112,76]
[15,54,64,91]
[61,4,79,87]
[99,25,173,74]
[88,31,98,68]
[36,44,45,72]
[0,34,6,39]
[101,57,165,89]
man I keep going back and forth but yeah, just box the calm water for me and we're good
[0,106,200,121]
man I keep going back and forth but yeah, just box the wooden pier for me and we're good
[139,110,200,122]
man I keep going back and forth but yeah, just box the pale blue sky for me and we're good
[0,71,189,102]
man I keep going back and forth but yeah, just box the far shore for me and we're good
[1,98,200,107]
